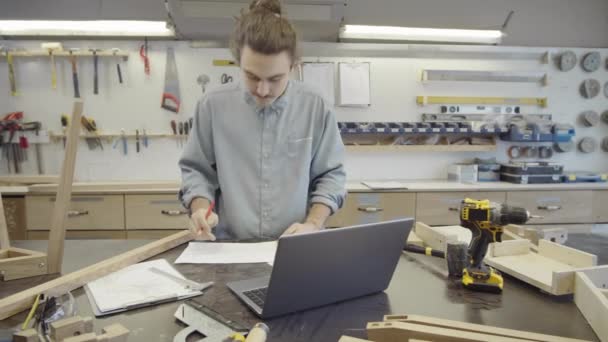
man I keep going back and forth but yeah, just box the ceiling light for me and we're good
[340,25,503,45]
[0,20,174,37]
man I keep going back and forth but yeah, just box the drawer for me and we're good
[416,191,507,226]
[125,195,189,230]
[3,196,26,240]
[27,230,126,240]
[592,190,608,223]
[26,195,125,230]
[127,230,182,239]
[506,191,593,224]
[326,193,415,227]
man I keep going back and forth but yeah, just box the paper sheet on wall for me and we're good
[338,62,371,106]
[302,62,335,105]
[85,259,202,315]
[175,241,277,265]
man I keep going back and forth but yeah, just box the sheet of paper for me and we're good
[302,62,335,105]
[86,259,200,313]
[361,181,409,190]
[175,241,277,265]
[338,62,371,106]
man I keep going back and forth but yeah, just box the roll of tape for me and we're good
[578,137,597,153]
[602,137,608,152]
[538,146,554,159]
[580,110,600,127]
[554,141,575,153]
[580,79,601,99]
[507,145,522,159]
[602,110,608,124]
[524,146,538,158]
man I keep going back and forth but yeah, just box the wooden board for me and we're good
[574,270,608,342]
[0,230,192,320]
[383,314,591,342]
[47,102,83,274]
[0,194,9,249]
[0,176,58,185]
[414,222,471,253]
[367,321,525,342]
[27,230,126,240]
[126,230,181,240]
[0,247,48,281]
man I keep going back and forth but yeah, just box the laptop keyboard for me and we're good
[243,287,268,307]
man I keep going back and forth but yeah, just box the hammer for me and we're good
[90,48,102,94]
[41,42,62,89]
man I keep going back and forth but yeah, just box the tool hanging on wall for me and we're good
[6,50,17,96]
[135,129,140,153]
[579,110,600,127]
[213,59,237,66]
[60,115,68,149]
[580,79,600,99]
[161,47,181,113]
[69,49,80,98]
[581,51,601,72]
[557,50,577,72]
[221,73,233,84]
[80,115,103,150]
[578,137,597,153]
[140,37,150,75]
[170,120,178,147]
[41,42,62,89]
[142,128,149,148]
[112,48,123,84]
[121,129,127,155]
[90,49,101,94]
[197,74,210,94]
[178,122,184,147]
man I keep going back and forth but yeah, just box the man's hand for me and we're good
[281,222,321,236]
[189,198,218,241]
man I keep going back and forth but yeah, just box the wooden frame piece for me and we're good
[485,239,598,295]
[0,175,59,185]
[0,247,48,281]
[414,222,471,253]
[574,266,608,342]
[0,230,192,320]
[381,315,590,342]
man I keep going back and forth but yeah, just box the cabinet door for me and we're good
[593,191,608,223]
[327,192,415,227]
[416,192,506,225]
[125,195,189,230]
[26,195,125,230]
[506,191,593,224]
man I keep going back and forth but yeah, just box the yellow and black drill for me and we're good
[460,198,535,293]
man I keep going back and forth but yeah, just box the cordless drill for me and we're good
[460,198,534,293]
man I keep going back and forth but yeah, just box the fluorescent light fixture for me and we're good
[0,20,174,37]
[340,25,503,44]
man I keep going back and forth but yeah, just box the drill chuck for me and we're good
[496,205,530,225]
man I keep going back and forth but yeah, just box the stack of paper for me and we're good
[175,241,277,265]
[85,259,203,316]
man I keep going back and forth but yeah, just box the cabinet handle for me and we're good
[161,210,188,216]
[448,207,459,212]
[357,207,383,213]
[537,205,561,211]
[67,210,89,217]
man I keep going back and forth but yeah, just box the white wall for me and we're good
[0,40,607,181]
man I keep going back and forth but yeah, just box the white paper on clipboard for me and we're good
[338,62,371,106]
[302,62,335,105]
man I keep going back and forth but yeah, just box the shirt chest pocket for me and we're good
[287,136,313,159]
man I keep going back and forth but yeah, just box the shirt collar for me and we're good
[243,81,291,115]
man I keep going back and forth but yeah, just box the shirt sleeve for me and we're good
[178,97,219,209]
[308,104,347,214]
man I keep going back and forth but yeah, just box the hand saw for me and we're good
[161,47,181,113]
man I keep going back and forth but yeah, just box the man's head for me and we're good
[231,0,297,107]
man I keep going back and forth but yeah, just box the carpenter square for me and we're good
[174,301,248,342]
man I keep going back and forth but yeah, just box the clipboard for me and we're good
[338,62,371,106]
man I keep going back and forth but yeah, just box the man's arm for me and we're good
[282,203,331,236]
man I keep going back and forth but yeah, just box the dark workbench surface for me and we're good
[2,234,606,342]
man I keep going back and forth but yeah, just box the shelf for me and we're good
[49,132,180,140]
[345,143,496,152]
[0,49,129,59]
[416,96,548,108]
[421,70,547,86]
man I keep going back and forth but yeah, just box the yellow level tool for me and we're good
[416,96,547,108]
[213,59,237,67]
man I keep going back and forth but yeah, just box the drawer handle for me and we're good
[358,207,383,213]
[538,205,561,211]
[161,210,188,216]
[448,207,459,212]
[67,210,89,217]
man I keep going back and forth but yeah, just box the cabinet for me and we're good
[592,190,608,223]
[26,195,125,230]
[506,191,593,224]
[415,192,506,225]
[327,193,415,227]
[125,195,189,230]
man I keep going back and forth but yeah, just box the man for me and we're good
[179,0,346,240]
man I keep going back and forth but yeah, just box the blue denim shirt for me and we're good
[179,80,346,239]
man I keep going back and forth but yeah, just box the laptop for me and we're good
[226,218,413,318]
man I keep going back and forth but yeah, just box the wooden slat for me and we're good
[574,271,608,342]
[367,321,525,342]
[0,247,47,281]
[0,230,192,320]
[0,194,9,249]
[0,176,58,185]
[538,240,597,268]
[47,102,83,274]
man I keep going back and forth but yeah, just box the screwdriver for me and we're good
[170,120,178,147]
[178,122,184,147]
[60,115,68,149]
[135,129,140,153]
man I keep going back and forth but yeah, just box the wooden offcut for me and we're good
[47,101,83,274]
[574,267,608,342]
[0,193,10,249]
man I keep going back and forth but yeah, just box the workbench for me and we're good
[1,233,606,341]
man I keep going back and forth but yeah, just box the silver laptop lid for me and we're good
[260,218,413,318]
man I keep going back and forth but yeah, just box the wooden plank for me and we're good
[338,337,371,342]
[97,323,129,342]
[50,315,93,341]
[0,194,9,249]
[47,102,83,274]
[0,175,58,185]
[538,240,597,268]
[574,272,608,342]
[127,230,180,240]
[0,230,192,320]
[27,230,126,240]
[551,265,608,296]
[367,321,525,342]
[383,314,591,342]
[12,328,41,342]
[414,222,471,253]
[488,240,531,257]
